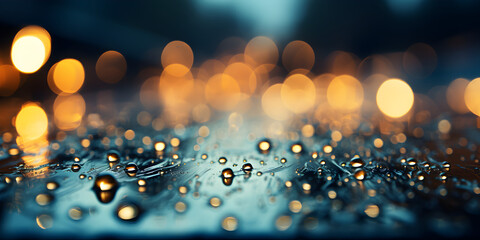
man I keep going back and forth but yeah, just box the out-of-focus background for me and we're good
[2,0,480,96]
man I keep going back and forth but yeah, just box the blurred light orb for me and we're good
[327,75,364,111]
[446,78,469,114]
[244,36,278,70]
[11,26,51,74]
[465,77,480,117]
[54,94,86,131]
[224,62,257,96]
[205,74,241,111]
[0,65,20,96]
[161,41,194,70]
[262,84,292,121]
[159,64,194,110]
[15,103,48,142]
[328,51,358,76]
[96,50,127,84]
[376,79,414,118]
[53,59,85,94]
[281,74,315,113]
[282,40,315,72]
[11,36,46,74]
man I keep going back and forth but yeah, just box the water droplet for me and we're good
[221,216,238,231]
[442,161,451,168]
[201,154,208,160]
[291,143,303,154]
[124,162,139,177]
[74,157,80,162]
[218,157,227,165]
[36,214,53,229]
[68,207,83,220]
[137,179,146,186]
[175,201,187,213]
[209,197,222,208]
[276,216,292,231]
[242,163,253,173]
[222,168,234,178]
[289,200,302,213]
[71,163,81,172]
[354,169,366,181]
[364,204,380,218]
[93,174,119,204]
[350,157,364,168]
[417,172,426,181]
[258,139,271,153]
[46,181,59,190]
[280,158,287,164]
[179,186,188,194]
[407,157,417,166]
[79,174,86,179]
[107,150,120,163]
[439,172,447,180]
[221,168,234,186]
[35,193,53,206]
[94,174,118,191]
[117,202,140,221]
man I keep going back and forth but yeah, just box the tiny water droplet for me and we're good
[174,201,187,213]
[291,143,303,154]
[35,193,53,206]
[407,157,417,166]
[354,169,366,180]
[68,207,83,221]
[46,181,59,190]
[124,162,139,177]
[71,163,81,172]
[116,202,140,221]
[209,197,222,208]
[242,163,253,173]
[350,157,364,168]
[107,150,120,163]
[221,216,238,231]
[442,161,451,168]
[218,157,227,165]
[258,139,271,153]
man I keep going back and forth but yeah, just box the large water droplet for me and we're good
[93,174,119,204]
